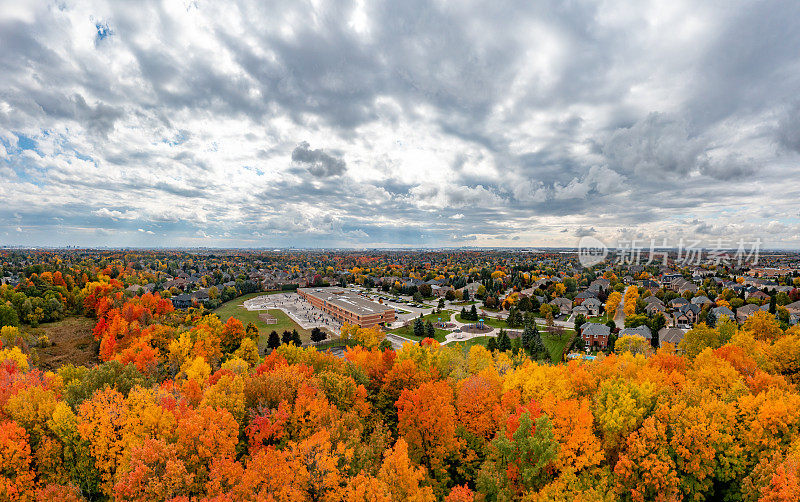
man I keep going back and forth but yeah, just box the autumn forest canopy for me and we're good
[0,249,800,501]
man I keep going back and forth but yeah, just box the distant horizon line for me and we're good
[3,245,800,253]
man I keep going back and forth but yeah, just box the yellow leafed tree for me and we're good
[606,292,622,319]
[341,323,386,348]
[623,288,639,317]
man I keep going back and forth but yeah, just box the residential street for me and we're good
[615,286,630,328]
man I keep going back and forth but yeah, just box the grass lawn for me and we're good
[213,293,314,344]
[455,314,510,329]
[31,316,99,370]
[588,314,610,323]
[452,301,479,306]
[406,309,455,324]
[541,329,574,363]
[451,336,491,351]
[389,325,450,342]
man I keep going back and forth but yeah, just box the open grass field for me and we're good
[33,316,99,371]
[213,293,314,344]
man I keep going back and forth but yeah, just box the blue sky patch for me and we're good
[15,133,36,151]
[95,22,112,42]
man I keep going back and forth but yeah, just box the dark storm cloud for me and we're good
[291,141,347,177]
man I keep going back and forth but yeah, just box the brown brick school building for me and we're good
[297,288,396,328]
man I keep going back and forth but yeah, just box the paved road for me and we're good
[615,286,630,328]
[386,332,415,349]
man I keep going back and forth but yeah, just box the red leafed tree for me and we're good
[396,380,460,482]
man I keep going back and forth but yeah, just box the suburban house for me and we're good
[620,325,653,340]
[645,302,665,316]
[673,304,700,327]
[691,295,713,307]
[638,279,660,290]
[669,297,689,309]
[588,278,610,291]
[171,294,192,309]
[746,290,770,302]
[581,323,611,349]
[661,273,684,289]
[736,304,760,323]
[574,290,599,304]
[659,327,686,347]
[191,289,210,302]
[549,297,573,315]
[643,296,665,308]
[784,301,800,315]
[711,306,736,321]
[673,278,699,294]
[582,297,603,316]
[430,284,452,297]
[125,283,154,294]
[572,305,589,317]
[162,277,188,291]
[463,282,482,296]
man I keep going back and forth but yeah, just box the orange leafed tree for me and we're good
[396,380,461,483]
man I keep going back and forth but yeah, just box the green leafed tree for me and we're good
[267,330,280,349]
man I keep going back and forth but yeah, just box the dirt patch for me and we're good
[34,317,100,371]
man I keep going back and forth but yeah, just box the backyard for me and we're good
[587,313,610,323]
[540,329,574,363]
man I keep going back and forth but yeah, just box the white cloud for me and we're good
[0,0,798,247]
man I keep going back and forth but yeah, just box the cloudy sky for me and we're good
[2,0,800,248]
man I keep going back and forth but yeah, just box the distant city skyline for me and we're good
[2,1,800,248]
